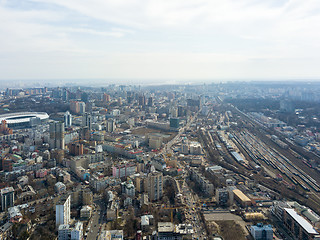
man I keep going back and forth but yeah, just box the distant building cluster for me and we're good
[0,83,320,239]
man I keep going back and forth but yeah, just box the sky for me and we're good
[1,0,320,84]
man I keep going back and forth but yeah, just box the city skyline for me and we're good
[1,0,320,83]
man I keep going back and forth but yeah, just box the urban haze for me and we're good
[1,1,320,240]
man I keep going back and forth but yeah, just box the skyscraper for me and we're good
[64,111,72,128]
[79,102,86,114]
[138,95,146,106]
[103,93,110,103]
[1,187,14,211]
[56,195,71,227]
[50,121,65,150]
[106,119,116,133]
[146,171,163,201]
[82,113,92,130]
[70,101,80,114]
[148,97,153,106]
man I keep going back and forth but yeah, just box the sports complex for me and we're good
[0,112,49,128]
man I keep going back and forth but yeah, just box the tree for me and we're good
[124,209,139,238]
[164,179,176,205]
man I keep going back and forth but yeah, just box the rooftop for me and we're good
[232,189,251,202]
[158,222,175,232]
[284,208,318,234]
[56,195,70,205]
[1,187,14,194]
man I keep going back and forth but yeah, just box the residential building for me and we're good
[1,187,14,211]
[80,205,92,219]
[215,187,234,207]
[55,182,66,194]
[98,230,123,240]
[49,121,65,150]
[82,113,92,130]
[250,223,273,240]
[56,195,71,227]
[8,206,22,223]
[106,120,116,133]
[64,111,72,128]
[146,171,163,201]
[112,163,136,178]
[58,222,83,240]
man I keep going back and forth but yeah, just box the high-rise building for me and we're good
[103,93,110,103]
[79,102,86,114]
[50,121,65,150]
[169,107,178,118]
[70,101,82,114]
[82,113,92,130]
[148,97,153,106]
[1,187,14,211]
[138,95,146,106]
[146,171,163,201]
[62,88,69,102]
[64,111,72,128]
[56,195,71,227]
[69,143,84,156]
[106,120,116,132]
[170,118,180,129]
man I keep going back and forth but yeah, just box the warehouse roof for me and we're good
[232,189,251,202]
[230,151,244,162]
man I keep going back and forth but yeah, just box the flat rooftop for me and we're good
[284,208,318,234]
[232,189,251,202]
[158,222,175,232]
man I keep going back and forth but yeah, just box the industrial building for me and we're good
[232,189,251,207]
[230,151,245,163]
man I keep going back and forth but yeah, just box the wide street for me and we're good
[86,197,104,240]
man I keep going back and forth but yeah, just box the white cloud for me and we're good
[0,0,320,81]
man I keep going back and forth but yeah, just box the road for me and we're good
[162,109,208,239]
[86,197,105,240]
[165,111,200,152]
[180,179,207,239]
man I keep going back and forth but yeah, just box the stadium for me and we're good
[0,112,49,128]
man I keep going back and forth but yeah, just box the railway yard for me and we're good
[200,99,320,215]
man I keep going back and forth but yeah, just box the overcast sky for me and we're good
[1,0,320,83]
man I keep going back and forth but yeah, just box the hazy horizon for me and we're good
[2,78,320,90]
